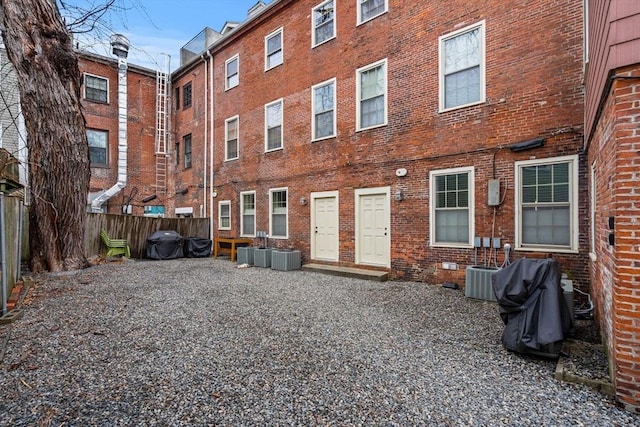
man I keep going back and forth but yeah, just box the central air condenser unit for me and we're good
[465,266,501,301]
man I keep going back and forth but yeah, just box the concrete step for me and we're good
[302,263,389,282]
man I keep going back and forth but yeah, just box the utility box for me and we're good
[488,179,500,206]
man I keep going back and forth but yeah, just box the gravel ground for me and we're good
[0,258,637,426]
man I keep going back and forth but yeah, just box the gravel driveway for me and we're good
[0,258,636,426]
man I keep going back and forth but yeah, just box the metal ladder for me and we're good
[154,55,170,196]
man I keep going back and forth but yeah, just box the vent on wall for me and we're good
[465,266,501,301]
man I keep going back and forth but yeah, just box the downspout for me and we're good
[91,34,130,212]
[207,50,215,237]
[1,194,6,315]
[201,53,208,218]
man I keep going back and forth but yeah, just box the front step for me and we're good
[302,263,389,282]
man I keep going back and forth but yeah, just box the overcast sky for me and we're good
[61,0,273,71]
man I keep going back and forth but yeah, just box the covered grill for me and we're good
[492,258,573,358]
[146,230,184,260]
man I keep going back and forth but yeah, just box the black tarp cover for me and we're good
[146,230,184,260]
[492,258,573,356]
[185,237,212,258]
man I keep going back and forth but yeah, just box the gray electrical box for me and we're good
[488,179,500,206]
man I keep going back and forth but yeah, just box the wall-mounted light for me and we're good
[142,194,157,203]
[212,189,218,198]
[300,196,307,206]
[394,190,404,201]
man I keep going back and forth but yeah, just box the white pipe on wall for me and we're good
[91,34,130,212]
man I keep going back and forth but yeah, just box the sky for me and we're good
[60,0,273,71]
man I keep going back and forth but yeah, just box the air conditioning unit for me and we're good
[271,250,301,271]
[465,266,501,301]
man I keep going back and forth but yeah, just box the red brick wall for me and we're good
[588,65,640,412]
[79,55,158,216]
[172,61,210,217]
[210,0,586,282]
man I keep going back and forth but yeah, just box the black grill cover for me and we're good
[185,237,212,258]
[146,230,183,260]
[492,258,573,357]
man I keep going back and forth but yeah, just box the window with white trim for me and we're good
[312,78,336,140]
[313,0,335,47]
[265,99,283,151]
[265,28,283,70]
[240,191,256,237]
[270,188,288,238]
[357,59,387,131]
[430,167,474,247]
[515,155,578,251]
[218,200,231,230]
[84,74,108,103]
[87,129,108,165]
[225,55,239,90]
[439,21,485,111]
[357,0,388,24]
[225,116,239,160]
[183,134,192,169]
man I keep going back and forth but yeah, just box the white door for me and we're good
[356,188,390,267]
[311,191,339,261]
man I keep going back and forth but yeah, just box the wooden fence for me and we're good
[85,213,210,259]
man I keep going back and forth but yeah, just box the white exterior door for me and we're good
[311,191,339,261]
[356,187,390,267]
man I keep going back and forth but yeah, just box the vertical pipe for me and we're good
[0,194,7,315]
[16,200,23,281]
[208,50,214,238]
[202,54,208,218]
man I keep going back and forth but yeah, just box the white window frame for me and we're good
[265,99,284,152]
[183,134,192,169]
[356,58,388,131]
[269,187,288,239]
[218,200,231,231]
[438,20,486,112]
[225,54,239,90]
[312,0,336,47]
[429,166,475,248]
[87,128,108,166]
[357,0,388,25]
[84,73,109,103]
[311,78,337,141]
[514,155,579,253]
[589,162,597,261]
[240,191,256,237]
[225,116,239,161]
[265,27,284,71]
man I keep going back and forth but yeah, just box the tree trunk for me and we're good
[1,0,90,272]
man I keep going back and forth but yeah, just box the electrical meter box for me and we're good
[488,179,500,206]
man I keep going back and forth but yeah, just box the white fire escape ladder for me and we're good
[154,55,170,196]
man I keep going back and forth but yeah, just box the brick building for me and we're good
[79,50,160,216]
[68,0,640,412]
[584,0,640,413]
[204,0,585,283]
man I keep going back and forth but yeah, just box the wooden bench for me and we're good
[214,237,253,261]
[100,229,131,258]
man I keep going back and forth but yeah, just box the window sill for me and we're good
[589,252,597,262]
[439,99,485,114]
[356,122,387,133]
[312,36,336,49]
[311,134,336,143]
[265,147,283,154]
[515,245,579,255]
[430,243,474,249]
